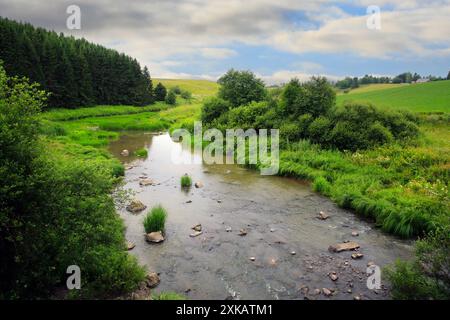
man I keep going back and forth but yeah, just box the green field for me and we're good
[337,80,450,113]
[154,78,219,98]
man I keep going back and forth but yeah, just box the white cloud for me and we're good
[200,48,238,59]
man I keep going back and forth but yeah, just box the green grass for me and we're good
[143,205,168,233]
[338,83,408,94]
[180,174,192,188]
[336,80,450,113]
[42,103,169,121]
[154,79,219,98]
[134,148,148,157]
[152,292,186,300]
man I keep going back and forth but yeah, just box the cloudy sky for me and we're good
[1,0,449,83]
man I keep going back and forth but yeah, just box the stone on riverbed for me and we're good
[139,178,155,186]
[190,231,203,237]
[351,253,364,260]
[145,231,165,243]
[126,241,135,250]
[317,211,329,220]
[126,199,147,213]
[322,288,333,296]
[329,272,339,281]
[121,149,129,156]
[239,229,248,236]
[194,181,204,188]
[351,231,359,237]
[191,224,202,232]
[328,241,360,252]
[145,272,160,288]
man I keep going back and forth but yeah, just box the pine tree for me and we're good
[154,82,167,101]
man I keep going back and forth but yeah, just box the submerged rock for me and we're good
[328,241,360,253]
[139,178,155,186]
[351,253,364,260]
[329,272,339,281]
[121,149,129,156]
[194,181,204,188]
[318,211,329,220]
[145,272,160,288]
[191,224,202,232]
[322,288,332,297]
[126,199,147,213]
[126,241,136,251]
[351,231,359,237]
[189,231,203,237]
[238,229,248,236]
[145,231,165,243]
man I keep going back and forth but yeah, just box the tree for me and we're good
[447,71,450,80]
[165,89,177,105]
[217,69,267,107]
[201,97,231,123]
[154,82,167,101]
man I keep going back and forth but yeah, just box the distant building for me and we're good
[413,78,430,84]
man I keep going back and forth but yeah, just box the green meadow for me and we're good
[337,80,450,113]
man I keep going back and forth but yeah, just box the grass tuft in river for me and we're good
[181,174,193,188]
[143,205,167,233]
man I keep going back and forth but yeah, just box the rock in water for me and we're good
[351,253,364,260]
[351,231,359,237]
[126,199,147,213]
[145,272,160,288]
[121,149,129,156]
[189,231,203,237]
[191,224,202,232]
[317,211,329,220]
[194,182,204,188]
[328,241,360,252]
[126,241,135,250]
[139,178,155,186]
[145,231,165,243]
[239,229,248,236]
[329,272,339,281]
[322,288,332,296]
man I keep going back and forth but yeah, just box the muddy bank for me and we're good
[110,132,413,300]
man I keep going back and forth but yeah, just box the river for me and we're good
[108,132,413,300]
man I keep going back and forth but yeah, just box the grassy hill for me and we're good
[336,80,450,113]
[154,79,219,98]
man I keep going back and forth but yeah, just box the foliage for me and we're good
[154,83,167,101]
[201,97,231,124]
[153,292,186,300]
[143,205,167,233]
[217,69,266,107]
[181,174,192,188]
[0,17,153,108]
[0,66,144,299]
[280,77,336,118]
[165,90,177,105]
[385,227,450,299]
[134,148,148,157]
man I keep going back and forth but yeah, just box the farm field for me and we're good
[337,80,450,113]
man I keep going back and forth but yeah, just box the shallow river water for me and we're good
[109,132,413,300]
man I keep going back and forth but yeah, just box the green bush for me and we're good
[153,292,186,300]
[0,65,144,299]
[165,90,177,105]
[385,228,450,299]
[180,90,192,100]
[308,116,332,145]
[143,205,168,233]
[201,97,231,124]
[181,174,192,188]
[218,69,267,107]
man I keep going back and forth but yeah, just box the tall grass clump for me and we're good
[143,205,167,233]
[134,148,148,157]
[181,174,192,188]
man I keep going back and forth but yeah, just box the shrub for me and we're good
[201,97,231,124]
[308,116,332,145]
[165,90,177,105]
[218,69,267,107]
[143,205,167,233]
[180,90,192,100]
[385,228,450,299]
[181,174,192,188]
[172,86,182,95]
[0,65,144,299]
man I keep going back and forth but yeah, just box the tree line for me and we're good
[0,17,153,109]
[335,72,449,90]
